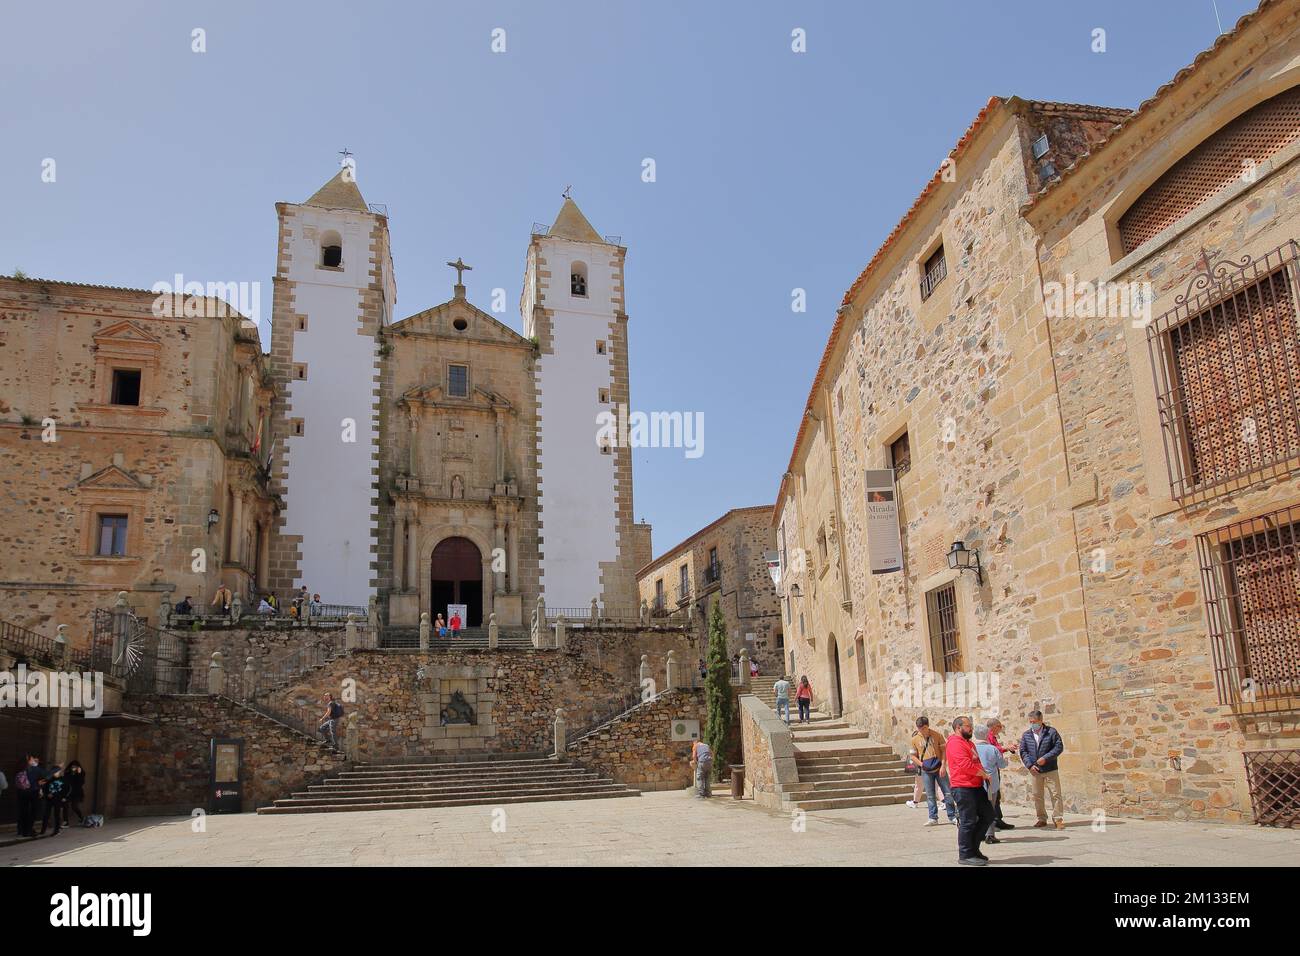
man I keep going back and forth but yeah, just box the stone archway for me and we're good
[430,536,483,627]
[827,632,844,718]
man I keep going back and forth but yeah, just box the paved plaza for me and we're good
[3,792,1296,867]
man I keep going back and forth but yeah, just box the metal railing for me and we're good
[90,608,189,694]
[1243,749,1300,827]
[564,688,649,747]
[0,618,85,669]
[920,252,948,301]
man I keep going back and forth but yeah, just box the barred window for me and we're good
[447,364,469,398]
[1197,505,1300,712]
[925,582,961,675]
[890,431,911,477]
[1119,86,1300,254]
[920,245,947,301]
[1147,242,1300,503]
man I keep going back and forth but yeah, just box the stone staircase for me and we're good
[747,677,913,811]
[257,753,641,814]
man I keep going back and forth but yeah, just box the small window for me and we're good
[448,364,469,398]
[571,262,588,297]
[598,387,609,403]
[96,514,128,556]
[599,442,612,455]
[296,316,307,332]
[1031,134,1050,160]
[925,582,961,675]
[110,369,141,406]
[654,578,664,611]
[321,230,343,268]
[595,340,606,356]
[452,317,468,332]
[293,363,307,381]
[920,245,947,301]
[678,563,689,600]
[291,418,304,436]
[890,431,911,477]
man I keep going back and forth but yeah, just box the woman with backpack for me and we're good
[40,766,69,836]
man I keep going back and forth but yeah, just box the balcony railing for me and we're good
[701,563,722,588]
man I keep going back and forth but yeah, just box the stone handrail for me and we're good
[739,694,800,809]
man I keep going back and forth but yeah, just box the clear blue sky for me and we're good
[0,0,1258,555]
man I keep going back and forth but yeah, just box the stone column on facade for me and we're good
[230,490,245,568]
[488,612,498,648]
[392,510,406,591]
[493,407,505,484]
[208,652,225,695]
[507,519,518,593]
[419,612,431,649]
[553,708,566,756]
[257,518,271,590]
[406,515,421,592]
[492,516,506,595]
[407,407,420,478]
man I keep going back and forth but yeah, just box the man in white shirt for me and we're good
[772,676,792,724]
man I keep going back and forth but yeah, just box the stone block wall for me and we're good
[739,694,798,808]
[117,694,346,814]
[566,688,706,790]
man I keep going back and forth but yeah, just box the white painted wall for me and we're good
[278,207,385,604]
[534,239,620,608]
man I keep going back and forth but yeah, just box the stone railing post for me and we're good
[488,612,499,649]
[302,597,312,624]
[665,650,679,692]
[639,598,649,625]
[553,707,566,755]
[158,596,172,629]
[590,597,599,622]
[243,656,257,700]
[737,648,750,689]
[419,612,431,650]
[345,614,359,651]
[208,651,225,695]
[367,594,379,631]
[230,593,243,622]
[554,615,566,650]
[55,624,71,666]
[111,591,131,667]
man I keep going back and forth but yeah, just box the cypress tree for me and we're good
[703,600,734,780]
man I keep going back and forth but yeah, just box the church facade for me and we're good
[267,171,649,626]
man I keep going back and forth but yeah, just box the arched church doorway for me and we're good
[431,536,483,627]
[827,633,844,718]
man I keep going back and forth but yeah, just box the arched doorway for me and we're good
[827,633,844,718]
[431,536,483,627]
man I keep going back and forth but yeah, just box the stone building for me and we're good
[269,174,649,625]
[637,505,783,671]
[776,0,1300,825]
[0,278,277,638]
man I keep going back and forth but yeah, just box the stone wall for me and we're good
[117,693,346,814]
[739,694,798,808]
[566,688,707,790]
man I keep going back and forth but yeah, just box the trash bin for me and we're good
[730,765,745,799]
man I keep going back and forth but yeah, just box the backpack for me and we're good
[329,700,344,720]
[15,770,31,791]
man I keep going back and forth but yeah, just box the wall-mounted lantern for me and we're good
[946,540,983,585]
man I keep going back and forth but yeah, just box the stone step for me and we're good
[783,793,912,811]
[792,741,895,758]
[347,757,559,773]
[258,788,640,814]
[796,768,912,784]
[312,771,606,793]
[285,778,624,804]
[795,750,898,764]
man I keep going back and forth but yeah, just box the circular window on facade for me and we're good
[453,317,468,332]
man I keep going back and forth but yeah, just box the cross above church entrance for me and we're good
[447,257,473,286]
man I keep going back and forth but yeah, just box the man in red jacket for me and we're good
[947,716,994,866]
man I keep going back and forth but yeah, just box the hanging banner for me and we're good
[864,469,903,574]
[764,550,781,589]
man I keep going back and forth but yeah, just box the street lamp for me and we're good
[946,540,983,585]
[207,508,220,531]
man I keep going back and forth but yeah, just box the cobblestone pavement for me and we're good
[3,792,1296,867]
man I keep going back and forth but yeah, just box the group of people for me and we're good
[6,754,88,838]
[185,584,325,620]
[771,674,815,724]
[907,710,1066,866]
[432,611,463,638]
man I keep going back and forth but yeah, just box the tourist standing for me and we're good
[1020,710,1065,829]
[449,610,462,636]
[773,675,792,724]
[689,737,713,798]
[974,734,1009,844]
[63,760,87,826]
[318,694,344,749]
[40,767,68,836]
[796,676,813,723]
[16,754,45,838]
[983,718,1017,831]
[947,716,994,866]
[435,613,447,638]
[911,716,956,826]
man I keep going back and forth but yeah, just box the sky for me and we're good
[0,0,1261,555]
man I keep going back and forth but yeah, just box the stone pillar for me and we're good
[47,623,72,765]
[230,593,243,622]
[639,653,651,694]
[419,612,431,650]
[590,597,599,622]
[208,652,225,695]
[406,517,420,592]
[56,624,70,665]
[345,614,359,651]
[230,492,245,567]
[493,521,506,595]
[554,615,566,650]
[257,520,271,589]
[407,410,420,476]
[158,596,172,629]
[639,598,649,626]
[488,612,498,649]
[507,521,518,593]
[493,408,505,484]
[532,596,546,648]
[392,513,406,590]
[367,595,379,631]
[243,656,257,700]
[666,650,679,692]
[553,708,566,756]
[737,648,749,689]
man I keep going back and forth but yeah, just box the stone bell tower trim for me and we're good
[523,197,640,611]
[268,168,394,604]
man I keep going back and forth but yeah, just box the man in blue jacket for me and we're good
[1019,710,1065,829]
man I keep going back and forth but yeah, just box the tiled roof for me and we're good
[1021,0,1281,214]
[0,275,162,296]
